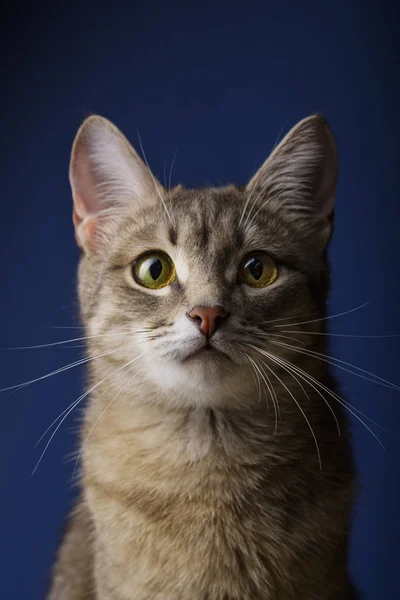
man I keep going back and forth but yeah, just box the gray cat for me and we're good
[48,114,359,599]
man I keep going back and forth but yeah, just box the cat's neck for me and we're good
[82,371,309,472]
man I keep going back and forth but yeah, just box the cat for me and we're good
[47,114,359,599]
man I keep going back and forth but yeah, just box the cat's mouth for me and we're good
[182,342,231,363]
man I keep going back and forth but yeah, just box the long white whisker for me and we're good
[266,349,386,448]
[275,301,370,329]
[252,345,341,436]
[260,314,310,325]
[72,365,147,477]
[245,343,322,469]
[247,354,265,407]
[245,189,284,231]
[245,353,262,403]
[238,348,260,401]
[254,332,306,346]
[242,185,267,230]
[35,382,113,450]
[250,357,279,435]
[1,342,140,393]
[271,120,287,152]
[276,352,389,435]
[237,180,258,230]
[277,330,400,339]
[34,350,147,449]
[136,128,173,226]
[270,340,400,392]
[259,360,281,422]
[168,151,177,192]
[44,325,88,330]
[35,349,151,446]
[32,351,150,474]
[2,330,142,351]
[163,159,168,189]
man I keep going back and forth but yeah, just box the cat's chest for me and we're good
[84,424,268,599]
[82,403,293,598]
[85,457,283,600]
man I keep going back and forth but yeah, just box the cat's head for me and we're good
[70,114,337,408]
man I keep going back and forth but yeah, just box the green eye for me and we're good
[239,252,278,288]
[132,251,176,289]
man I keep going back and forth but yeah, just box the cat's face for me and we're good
[71,115,337,407]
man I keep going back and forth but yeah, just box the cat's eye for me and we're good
[132,251,176,289]
[239,252,278,288]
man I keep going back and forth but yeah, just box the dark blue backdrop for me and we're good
[1,2,399,598]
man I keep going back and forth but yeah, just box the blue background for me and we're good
[1,1,399,598]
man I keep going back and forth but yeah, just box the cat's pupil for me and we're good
[247,258,263,280]
[149,259,163,280]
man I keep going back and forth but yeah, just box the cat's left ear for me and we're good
[246,115,338,247]
[69,115,164,252]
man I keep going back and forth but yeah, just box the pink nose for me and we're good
[188,306,228,338]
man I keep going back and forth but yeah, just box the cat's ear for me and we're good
[246,115,338,246]
[70,115,164,251]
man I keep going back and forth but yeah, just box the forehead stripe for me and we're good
[168,225,177,245]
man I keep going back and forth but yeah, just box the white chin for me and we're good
[143,354,242,407]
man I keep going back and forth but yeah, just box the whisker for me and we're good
[35,381,112,450]
[163,159,168,189]
[129,375,147,406]
[279,353,389,434]
[270,340,400,392]
[252,345,340,436]
[245,353,262,403]
[276,330,400,339]
[238,348,260,401]
[271,119,288,152]
[236,342,280,422]
[242,186,266,230]
[275,301,370,329]
[34,352,147,449]
[237,185,256,230]
[238,166,270,231]
[32,351,150,474]
[36,348,152,448]
[238,119,286,230]
[1,325,158,351]
[136,128,174,226]
[259,360,281,422]
[168,151,177,192]
[244,343,322,469]
[246,189,290,232]
[265,349,386,448]
[72,364,147,477]
[248,354,266,407]
[249,357,279,435]
[2,331,136,351]
[253,331,306,346]
[44,325,88,329]
[238,195,253,230]
[1,342,140,393]
[260,315,310,325]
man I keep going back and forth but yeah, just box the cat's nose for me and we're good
[187,306,229,338]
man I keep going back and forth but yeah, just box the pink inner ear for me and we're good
[73,190,89,223]
[72,201,84,248]
[71,145,103,249]
[72,202,97,250]
[71,149,102,217]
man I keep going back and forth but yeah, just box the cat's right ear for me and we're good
[70,116,164,252]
